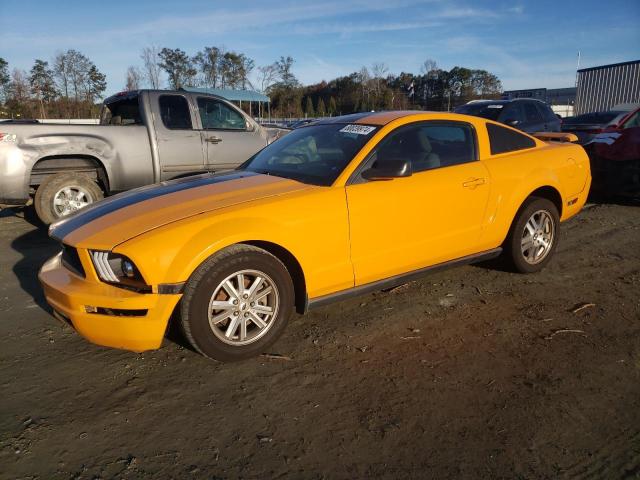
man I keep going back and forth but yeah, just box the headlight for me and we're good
[90,250,150,292]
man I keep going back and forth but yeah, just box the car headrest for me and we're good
[416,130,432,153]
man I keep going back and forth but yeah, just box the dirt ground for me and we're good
[0,202,639,479]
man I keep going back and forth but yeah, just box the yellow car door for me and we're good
[345,121,491,286]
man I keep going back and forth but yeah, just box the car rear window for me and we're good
[455,103,504,121]
[100,96,142,126]
[487,123,536,155]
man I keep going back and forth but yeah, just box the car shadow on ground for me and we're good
[5,206,198,352]
[6,207,58,311]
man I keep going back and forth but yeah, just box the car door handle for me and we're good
[206,136,222,144]
[462,178,486,188]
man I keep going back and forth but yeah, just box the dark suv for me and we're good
[455,99,561,133]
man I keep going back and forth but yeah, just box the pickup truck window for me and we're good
[197,97,247,130]
[101,97,142,126]
[159,95,193,130]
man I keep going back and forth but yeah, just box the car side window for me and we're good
[524,102,543,123]
[197,97,247,130]
[159,95,193,130]
[363,122,476,176]
[487,123,536,155]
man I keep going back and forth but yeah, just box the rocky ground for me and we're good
[1,202,639,479]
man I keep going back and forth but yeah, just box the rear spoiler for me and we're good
[532,132,579,143]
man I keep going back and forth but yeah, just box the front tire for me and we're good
[34,172,103,224]
[505,197,560,273]
[180,244,294,362]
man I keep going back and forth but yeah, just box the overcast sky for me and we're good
[1,0,638,95]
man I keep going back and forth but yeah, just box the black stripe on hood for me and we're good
[50,171,258,242]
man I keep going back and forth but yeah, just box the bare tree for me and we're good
[53,51,70,98]
[141,46,162,89]
[64,50,91,102]
[9,69,30,102]
[125,66,143,91]
[371,62,389,97]
[257,64,278,93]
[420,59,438,75]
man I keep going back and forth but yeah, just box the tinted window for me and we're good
[523,102,543,123]
[499,103,525,124]
[101,96,141,126]
[198,97,246,130]
[455,102,504,121]
[367,122,476,174]
[159,95,192,129]
[243,124,378,186]
[536,103,558,122]
[487,123,536,155]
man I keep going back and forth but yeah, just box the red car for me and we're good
[586,106,640,197]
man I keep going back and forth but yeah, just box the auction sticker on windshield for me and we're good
[340,125,377,135]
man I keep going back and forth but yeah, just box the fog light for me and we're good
[85,305,98,313]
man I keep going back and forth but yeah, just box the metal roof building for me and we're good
[574,60,640,115]
[181,87,269,103]
[181,87,270,119]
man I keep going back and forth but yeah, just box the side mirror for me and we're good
[361,158,412,181]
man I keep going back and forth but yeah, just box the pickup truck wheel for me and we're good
[180,244,294,362]
[505,197,559,273]
[34,173,103,224]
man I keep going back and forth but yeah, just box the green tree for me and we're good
[86,64,106,103]
[328,96,337,116]
[316,97,326,117]
[0,57,11,104]
[275,56,298,88]
[304,96,315,117]
[29,59,57,118]
[194,46,222,88]
[158,48,197,89]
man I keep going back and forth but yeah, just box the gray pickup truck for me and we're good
[0,89,270,223]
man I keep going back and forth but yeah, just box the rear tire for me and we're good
[180,244,294,362]
[34,172,103,224]
[505,197,560,273]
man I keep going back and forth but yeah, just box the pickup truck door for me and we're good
[195,96,265,171]
[149,92,206,180]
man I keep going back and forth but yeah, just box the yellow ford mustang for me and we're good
[39,111,591,361]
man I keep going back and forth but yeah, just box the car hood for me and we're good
[50,171,310,249]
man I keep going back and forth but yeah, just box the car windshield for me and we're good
[455,102,505,121]
[241,123,378,186]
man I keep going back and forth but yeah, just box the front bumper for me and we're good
[38,253,181,352]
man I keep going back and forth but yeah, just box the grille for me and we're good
[61,245,85,278]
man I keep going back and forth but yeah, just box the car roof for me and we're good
[462,98,546,105]
[316,111,447,126]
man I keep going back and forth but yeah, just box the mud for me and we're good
[1,202,639,479]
